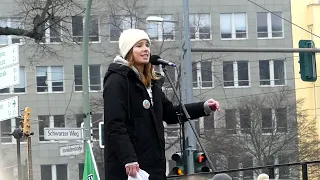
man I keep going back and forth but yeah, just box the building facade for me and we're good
[0,0,296,179]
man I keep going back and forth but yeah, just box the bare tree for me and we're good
[199,87,320,179]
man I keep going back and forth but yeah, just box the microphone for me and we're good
[211,173,232,180]
[149,55,176,67]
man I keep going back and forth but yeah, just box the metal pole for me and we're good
[182,0,195,174]
[82,0,93,143]
[190,47,320,53]
[17,138,22,180]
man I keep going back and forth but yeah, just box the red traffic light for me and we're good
[198,154,205,163]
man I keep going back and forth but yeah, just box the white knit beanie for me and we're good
[118,29,151,58]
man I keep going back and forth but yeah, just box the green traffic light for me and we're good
[298,40,317,82]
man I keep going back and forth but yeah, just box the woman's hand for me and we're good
[125,162,139,177]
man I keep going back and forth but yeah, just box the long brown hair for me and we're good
[125,50,160,87]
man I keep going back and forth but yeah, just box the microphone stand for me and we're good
[161,64,214,173]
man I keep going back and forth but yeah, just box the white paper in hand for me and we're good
[127,169,149,180]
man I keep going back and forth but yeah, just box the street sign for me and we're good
[0,96,19,121]
[44,128,83,140]
[0,64,20,89]
[99,122,104,148]
[0,44,19,69]
[59,144,84,156]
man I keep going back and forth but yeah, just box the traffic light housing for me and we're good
[170,152,184,175]
[298,40,317,82]
[193,151,210,173]
[23,107,31,136]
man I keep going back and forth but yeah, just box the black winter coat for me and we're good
[103,62,208,180]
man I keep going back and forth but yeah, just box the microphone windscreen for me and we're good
[212,173,232,180]
[149,55,161,65]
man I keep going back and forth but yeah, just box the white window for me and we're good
[257,12,283,38]
[0,66,26,94]
[223,61,250,87]
[77,113,102,141]
[73,65,101,92]
[146,14,174,41]
[189,13,211,40]
[0,18,24,45]
[40,164,68,180]
[36,66,64,93]
[38,115,65,141]
[192,61,213,88]
[109,15,137,41]
[259,59,286,86]
[220,13,247,39]
[41,16,62,43]
[72,15,99,42]
[261,108,287,134]
[0,118,26,143]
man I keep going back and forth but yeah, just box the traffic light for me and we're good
[193,151,210,173]
[99,122,104,148]
[298,40,317,82]
[22,107,31,136]
[170,152,184,175]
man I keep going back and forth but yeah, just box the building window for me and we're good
[0,18,24,45]
[240,109,251,134]
[259,59,285,86]
[261,108,272,133]
[257,12,283,38]
[223,61,249,87]
[227,157,239,178]
[73,65,101,92]
[36,66,64,93]
[192,61,213,88]
[203,113,215,136]
[40,16,62,43]
[189,13,211,40]
[241,156,253,179]
[109,15,137,41]
[278,154,290,179]
[1,118,25,143]
[220,13,247,39]
[77,113,102,141]
[146,14,174,41]
[40,164,68,180]
[225,109,237,134]
[0,67,26,94]
[72,15,99,42]
[38,115,65,141]
[276,108,287,133]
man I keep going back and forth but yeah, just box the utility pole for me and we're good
[82,0,93,142]
[182,0,196,174]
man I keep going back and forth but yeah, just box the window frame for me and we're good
[73,64,102,92]
[192,60,214,89]
[220,12,248,40]
[256,12,284,39]
[71,15,100,43]
[146,14,175,41]
[39,16,63,44]
[223,60,250,88]
[189,13,211,40]
[109,15,137,42]
[259,59,286,87]
[35,66,65,93]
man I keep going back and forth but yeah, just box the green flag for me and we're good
[83,140,101,180]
